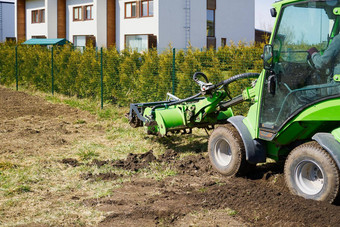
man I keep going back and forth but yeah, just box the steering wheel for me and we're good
[307,55,317,71]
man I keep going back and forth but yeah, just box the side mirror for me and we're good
[263,44,273,70]
[270,8,277,17]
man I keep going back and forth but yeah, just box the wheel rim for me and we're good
[295,160,324,195]
[214,138,232,166]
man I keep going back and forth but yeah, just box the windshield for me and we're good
[260,0,340,134]
[274,1,336,62]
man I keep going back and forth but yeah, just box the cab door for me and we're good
[259,1,338,139]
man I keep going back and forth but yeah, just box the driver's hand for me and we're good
[307,47,318,59]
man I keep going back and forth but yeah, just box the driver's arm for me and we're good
[310,34,340,70]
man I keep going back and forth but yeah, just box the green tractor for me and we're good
[128,0,340,203]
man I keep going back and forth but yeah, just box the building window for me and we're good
[221,38,227,47]
[73,5,93,21]
[125,2,137,18]
[141,0,153,17]
[74,35,86,47]
[207,9,215,37]
[85,5,93,20]
[32,36,47,39]
[73,6,82,21]
[125,34,157,52]
[32,9,45,24]
[126,35,147,52]
[74,35,96,47]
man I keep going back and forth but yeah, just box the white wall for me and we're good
[158,0,187,49]
[118,0,158,51]
[26,0,47,39]
[216,0,255,46]
[186,0,206,48]
[95,0,106,47]
[46,0,57,38]
[1,2,15,41]
[66,0,95,44]
[157,0,255,50]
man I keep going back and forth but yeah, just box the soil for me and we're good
[0,87,99,158]
[1,85,340,226]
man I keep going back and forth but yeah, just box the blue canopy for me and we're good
[23,38,69,45]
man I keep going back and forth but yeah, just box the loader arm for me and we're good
[128,72,260,136]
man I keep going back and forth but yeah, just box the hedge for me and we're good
[0,41,264,114]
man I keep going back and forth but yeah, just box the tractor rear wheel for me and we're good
[284,141,340,203]
[208,124,251,176]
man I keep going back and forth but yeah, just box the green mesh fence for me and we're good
[0,42,264,113]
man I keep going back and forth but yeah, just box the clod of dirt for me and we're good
[91,159,109,167]
[61,158,81,167]
[108,149,213,176]
[112,150,157,171]
[175,154,212,176]
[81,172,122,181]
[139,150,157,163]
[159,149,178,161]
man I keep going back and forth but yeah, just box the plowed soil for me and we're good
[1,86,340,226]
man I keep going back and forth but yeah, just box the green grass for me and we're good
[76,143,103,161]
[141,162,177,181]
[225,208,238,216]
[0,87,209,226]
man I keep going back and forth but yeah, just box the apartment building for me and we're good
[15,0,255,50]
[0,0,15,42]
[118,0,254,51]
[15,0,115,47]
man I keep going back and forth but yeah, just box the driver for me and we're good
[307,34,340,79]
[278,34,340,123]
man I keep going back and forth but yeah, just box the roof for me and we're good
[22,38,69,45]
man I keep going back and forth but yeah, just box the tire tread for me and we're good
[284,141,340,203]
[208,124,253,176]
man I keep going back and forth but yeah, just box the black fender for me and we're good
[227,116,266,164]
[312,133,340,170]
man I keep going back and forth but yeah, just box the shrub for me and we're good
[0,42,263,115]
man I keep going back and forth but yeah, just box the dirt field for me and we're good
[1,85,340,226]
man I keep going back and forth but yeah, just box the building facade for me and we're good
[15,0,255,50]
[15,0,115,47]
[117,0,255,50]
[1,0,15,42]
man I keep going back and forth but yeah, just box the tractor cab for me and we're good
[260,1,340,137]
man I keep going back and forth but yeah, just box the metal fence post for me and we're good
[51,46,54,95]
[172,48,176,95]
[100,47,103,109]
[15,45,18,91]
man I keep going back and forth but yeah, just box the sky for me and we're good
[255,0,277,31]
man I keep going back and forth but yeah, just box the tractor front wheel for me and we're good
[284,141,340,203]
[208,124,251,176]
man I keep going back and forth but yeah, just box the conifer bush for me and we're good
[157,48,174,100]
[102,47,121,103]
[0,43,16,85]
[0,41,264,114]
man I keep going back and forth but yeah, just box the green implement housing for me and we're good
[129,0,340,203]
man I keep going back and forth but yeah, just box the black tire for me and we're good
[208,124,252,176]
[284,141,340,203]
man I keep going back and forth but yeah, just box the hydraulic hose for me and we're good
[216,72,260,87]
[148,72,260,120]
[150,92,202,115]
